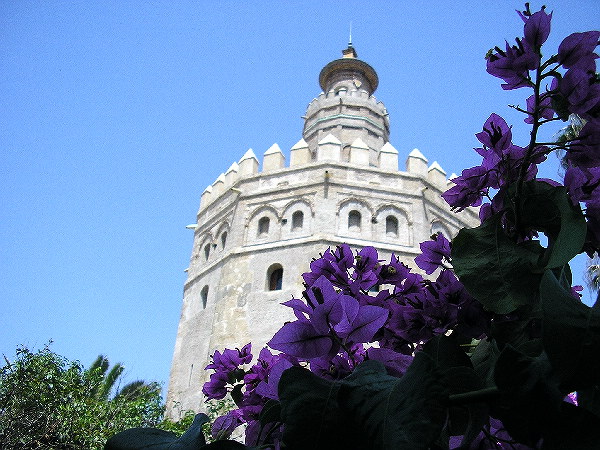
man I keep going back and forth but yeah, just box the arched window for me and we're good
[348,210,361,231]
[291,211,304,231]
[203,244,211,260]
[200,285,209,309]
[258,217,270,236]
[220,231,227,249]
[267,264,283,291]
[386,215,399,237]
[335,87,348,96]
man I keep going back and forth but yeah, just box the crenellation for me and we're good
[427,161,447,187]
[238,148,259,178]
[211,173,226,196]
[289,138,311,166]
[316,133,342,161]
[406,148,429,175]
[379,142,399,171]
[224,162,239,187]
[262,143,285,172]
[199,185,212,210]
[350,137,369,166]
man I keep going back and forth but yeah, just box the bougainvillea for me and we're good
[196,5,600,449]
[107,4,600,449]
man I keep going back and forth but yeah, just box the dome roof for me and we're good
[318,45,379,94]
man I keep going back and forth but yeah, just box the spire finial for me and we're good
[348,22,352,47]
[342,23,357,59]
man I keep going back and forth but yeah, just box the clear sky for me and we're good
[2,1,599,399]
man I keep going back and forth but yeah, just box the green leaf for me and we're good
[278,366,350,450]
[516,181,586,269]
[338,355,447,450]
[452,214,543,314]
[258,399,281,426]
[470,339,500,388]
[492,346,563,446]
[540,269,600,390]
[278,355,448,450]
[423,336,486,445]
[578,385,600,419]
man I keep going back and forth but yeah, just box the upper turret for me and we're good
[302,43,390,163]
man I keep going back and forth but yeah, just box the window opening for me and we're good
[267,264,283,291]
[203,244,210,260]
[348,210,362,231]
[200,285,209,309]
[386,215,399,237]
[221,231,227,249]
[258,217,270,236]
[291,211,304,231]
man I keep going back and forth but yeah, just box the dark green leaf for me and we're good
[338,354,447,450]
[258,399,281,426]
[230,383,244,407]
[452,214,543,314]
[278,366,351,450]
[516,181,586,269]
[541,402,600,449]
[470,339,500,388]
[422,334,472,369]
[540,270,600,390]
[578,385,600,419]
[492,346,563,446]
[202,441,253,449]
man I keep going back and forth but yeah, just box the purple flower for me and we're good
[202,370,229,400]
[564,165,600,205]
[476,113,513,153]
[558,31,600,69]
[486,38,538,90]
[310,354,354,380]
[303,245,352,288]
[560,68,600,118]
[520,6,552,49]
[205,343,252,372]
[269,275,388,359]
[366,347,413,377]
[415,233,451,275]
[268,320,334,359]
[255,358,293,400]
[524,92,554,124]
[566,120,600,168]
[211,410,243,440]
[442,165,490,211]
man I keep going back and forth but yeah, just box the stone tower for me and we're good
[166,44,478,417]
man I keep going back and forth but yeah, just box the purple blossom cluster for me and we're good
[203,243,490,446]
[442,5,600,254]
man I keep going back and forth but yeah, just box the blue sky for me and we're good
[1,1,598,397]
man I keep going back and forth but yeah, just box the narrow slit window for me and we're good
[348,210,361,231]
[200,285,209,309]
[221,231,227,249]
[291,211,304,231]
[267,264,283,291]
[386,216,399,237]
[204,244,211,260]
[258,217,270,236]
